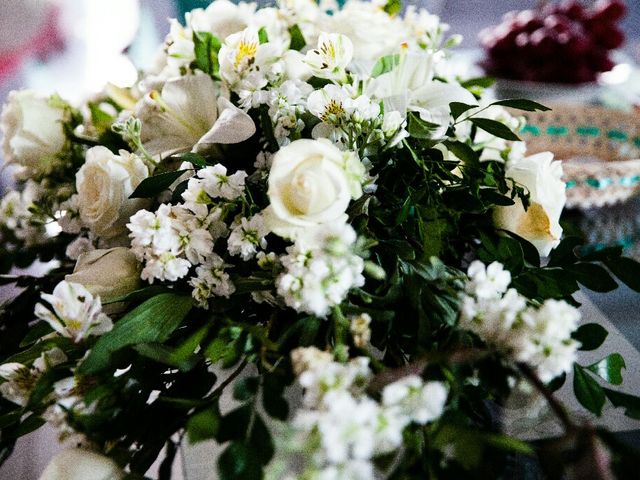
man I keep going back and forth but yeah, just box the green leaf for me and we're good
[490,99,551,112]
[19,322,54,347]
[566,263,618,292]
[470,117,520,141]
[178,152,208,168]
[129,170,190,199]
[573,363,606,416]
[603,388,640,419]
[103,285,171,305]
[383,0,401,16]
[187,406,220,443]
[450,102,478,120]
[442,140,479,165]
[250,414,274,465]
[262,375,289,420]
[288,24,306,51]
[407,112,438,140]
[573,323,608,351]
[192,31,222,77]
[460,77,496,89]
[79,293,193,375]
[371,54,400,78]
[233,376,259,401]
[586,353,626,385]
[604,257,640,292]
[258,27,269,44]
[218,442,260,480]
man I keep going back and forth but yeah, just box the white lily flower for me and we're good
[305,32,353,81]
[307,84,354,123]
[135,73,256,157]
[34,281,113,343]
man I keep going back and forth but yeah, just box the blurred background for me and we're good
[0,1,639,478]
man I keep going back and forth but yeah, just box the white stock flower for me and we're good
[198,164,248,200]
[276,224,364,317]
[227,214,269,260]
[265,139,356,240]
[76,147,149,239]
[465,260,511,299]
[34,281,113,343]
[189,254,235,307]
[493,152,566,257]
[382,375,448,425]
[305,33,353,81]
[1,90,66,176]
[38,448,124,480]
[136,73,255,157]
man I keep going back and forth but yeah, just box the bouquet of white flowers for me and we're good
[1,1,639,479]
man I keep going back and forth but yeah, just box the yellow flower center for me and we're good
[235,41,258,68]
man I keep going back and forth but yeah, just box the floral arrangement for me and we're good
[1,1,639,479]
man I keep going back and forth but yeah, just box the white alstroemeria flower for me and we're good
[218,28,282,90]
[34,281,113,343]
[0,363,36,406]
[39,448,124,480]
[135,73,255,157]
[0,348,67,406]
[307,84,354,123]
[493,152,566,257]
[304,32,353,81]
[366,49,475,139]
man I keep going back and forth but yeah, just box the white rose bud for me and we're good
[265,139,355,240]
[65,247,141,310]
[493,152,566,257]
[39,448,124,480]
[76,147,149,239]
[1,90,66,175]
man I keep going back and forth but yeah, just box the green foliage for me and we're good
[192,31,222,77]
[79,293,194,374]
[573,323,608,351]
[573,363,606,416]
[288,24,306,51]
[129,170,191,199]
[370,54,400,78]
[586,353,626,386]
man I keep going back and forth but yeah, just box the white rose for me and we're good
[266,139,355,239]
[39,448,124,480]
[65,247,141,307]
[76,147,149,239]
[323,0,407,63]
[493,152,566,257]
[189,0,255,41]
[1,90,66,175]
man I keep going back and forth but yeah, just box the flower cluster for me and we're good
[1,1,635,478]
[276,224,365,317]
[267,347,448,479]
[459,261,581,382]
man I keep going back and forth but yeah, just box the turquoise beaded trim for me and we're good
[522,124,636,143]
[565,175,640,190]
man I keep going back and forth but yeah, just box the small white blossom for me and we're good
[34,281,112,343]
[227,214,269,260]
[305,33,353,81]
[465,260,511,299]
[189,254,235,308]
[199,164,248,200]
